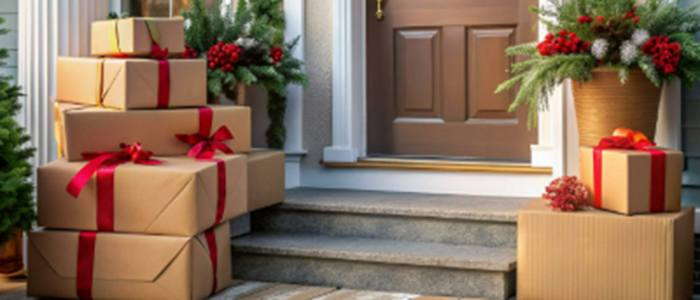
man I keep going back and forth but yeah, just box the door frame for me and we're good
[323,0,566,176]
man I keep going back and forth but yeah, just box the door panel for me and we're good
[367,0,539,159]
[396,29,441,119]
[468,28,515,120]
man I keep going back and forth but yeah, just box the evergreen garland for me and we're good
[182,0,308,149]
[497,0,700,127]
[0,17,36,244]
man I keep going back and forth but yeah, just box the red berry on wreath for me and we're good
[596,16,605,22]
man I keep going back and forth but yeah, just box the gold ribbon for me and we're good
[109,20,121,54]
[53,102,65,158]
[144,18,161,47]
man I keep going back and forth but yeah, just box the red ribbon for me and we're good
[176,107,235,159]
[66,143,162,231]
[204,229,218,295]
[197,158,227,226]
[76,231,97,300]
[157,60,170,108]
[593,135,667,212]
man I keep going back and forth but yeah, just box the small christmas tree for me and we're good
[0,16,36,244]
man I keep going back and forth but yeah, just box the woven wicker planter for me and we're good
[572,69,662,146]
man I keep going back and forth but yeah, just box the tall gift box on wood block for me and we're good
[37,155,247,236]
[518,199,693,300]
[28,222,231,300]
[580,146,682,215]
[247,149,285,211]
[54,102,252,161]
[91,18,185,58]
[56,57,207,109]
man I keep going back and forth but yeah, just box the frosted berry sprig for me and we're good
[642,36,681,74]
[542,176,590,212]
[207,42,242,72]
[537,30,590,56]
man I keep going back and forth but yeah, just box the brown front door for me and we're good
[367,0,539,160]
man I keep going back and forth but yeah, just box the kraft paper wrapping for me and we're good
[580,146,682,215]
[91,18,185,58]
[56,57,206,110]
[38,155,247,236]
[518,199,693,300]
[54,102,251,162]
[28,222,231,300]
[247,149,285,211]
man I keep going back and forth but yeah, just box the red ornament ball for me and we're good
[207,42,242,72]
[542,176,590,212]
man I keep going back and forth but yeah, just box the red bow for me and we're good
[67,143,163,198]
[176,107,235,159]
[597,134,656,150]
[176,126,234,159]
[151,42,169,59]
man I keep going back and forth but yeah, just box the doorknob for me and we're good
[376,0,385,20]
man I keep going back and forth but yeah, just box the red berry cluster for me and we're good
[537,30,589,56]
[542,176,590,212]
[207,42,242,72]
[270,46,284,65]
[623,6,640,23]
[642,36,681,74]
[180,44,198,59]
[578,15,592,24]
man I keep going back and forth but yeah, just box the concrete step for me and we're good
[231,232,516,300]
[251,188,530,248]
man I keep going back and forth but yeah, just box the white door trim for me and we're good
[323,0,564,173]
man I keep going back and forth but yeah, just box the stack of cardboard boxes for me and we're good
[518,144,693,299]
[27,17,285,300]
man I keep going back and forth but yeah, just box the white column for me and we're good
[324,0,365,163]
[530,0,565,175]
[283,0,307,188]
[18,0,109,168]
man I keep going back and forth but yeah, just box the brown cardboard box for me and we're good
[38,155,247,236]
[91,18,185,57]
[247,149,285,211]
[55,102,251,161]
[56,57,206,109]
[518,199,694,300]
[28,222,231,300]
[580,146,683,215]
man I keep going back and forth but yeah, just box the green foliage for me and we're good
[183,0,308,149]
[498,0,700,128]
[0,17,36,244]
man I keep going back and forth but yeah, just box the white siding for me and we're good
[0,0,17,84]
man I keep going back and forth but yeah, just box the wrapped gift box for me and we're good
[57,57,206,109]
[580,146,683,215]
[91,18,185,57]
[54,102,251,161]
[38,155,246,236]
[518,199,693,300]
[28,222,231,300]
[248,149,285,211]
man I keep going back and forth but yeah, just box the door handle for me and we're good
[376,0,385,20]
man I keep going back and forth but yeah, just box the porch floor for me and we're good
[0,278,514,300]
